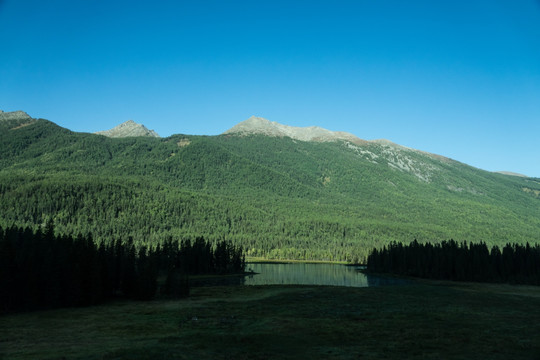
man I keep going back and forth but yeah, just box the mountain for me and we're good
[95,120,160,138]
[1,112,539,262]
[224,116,367,144]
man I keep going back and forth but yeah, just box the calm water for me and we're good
[243,263,407,287]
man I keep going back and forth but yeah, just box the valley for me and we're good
[2,111,540,358]
[2,2,539,359]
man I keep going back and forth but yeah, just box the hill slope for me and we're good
[1,111,539,261]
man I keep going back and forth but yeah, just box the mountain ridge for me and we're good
[223,116,369,145]
[0,109,529,177]
[1,110,539,261]
[496,171,528,178]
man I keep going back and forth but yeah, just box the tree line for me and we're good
[367,240,540,284]
[0,223,245,313]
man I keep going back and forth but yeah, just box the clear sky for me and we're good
[1,1,539,177]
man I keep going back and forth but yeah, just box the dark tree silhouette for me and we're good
[367,240,540,285]
[0,224,245,313]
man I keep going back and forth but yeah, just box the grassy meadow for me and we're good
[2,281,540,360]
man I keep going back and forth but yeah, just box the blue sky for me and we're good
[1,1,539,176]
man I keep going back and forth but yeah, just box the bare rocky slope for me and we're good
[95,120,160,138]
[223,116,368,145]
[225,116,432,153]
[0,110,32,121]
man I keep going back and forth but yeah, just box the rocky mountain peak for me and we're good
[223,116,367,144]
[95,120,160,138]
[0,110,32,121]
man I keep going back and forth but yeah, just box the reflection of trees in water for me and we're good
[189,263,408,287]
[244,263,372,287]
[189,264,412,288]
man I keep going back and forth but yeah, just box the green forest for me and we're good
[1,117,540,262]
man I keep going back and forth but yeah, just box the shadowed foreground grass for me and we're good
[2,282,540,359]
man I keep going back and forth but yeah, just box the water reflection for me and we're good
[244,263,407,287]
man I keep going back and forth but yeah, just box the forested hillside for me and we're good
[1,113,539,261]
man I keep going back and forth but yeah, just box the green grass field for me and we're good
[2,282,540,359]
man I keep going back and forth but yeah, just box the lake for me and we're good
[243,262,408,287]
